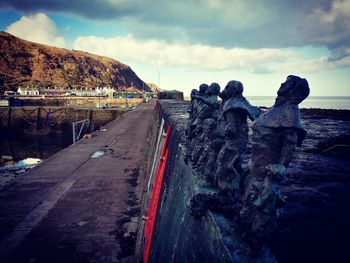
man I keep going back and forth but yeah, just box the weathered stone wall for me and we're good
[11,97,143,108]
[0,106,126,135]
[158,91,184,101]
[138,100,238,262]
[137,100,350,263]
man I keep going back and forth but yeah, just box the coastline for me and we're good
[301,108,350,121]
[184,96,350,110]
[268,106,350,263]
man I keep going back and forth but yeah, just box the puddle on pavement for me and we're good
[91,151,104,158]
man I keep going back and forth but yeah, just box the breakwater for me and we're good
[8,96,143,108]
[0,106,125,135]
[0,103,154,262]
[136,100,350,263]
[0,106,128,188]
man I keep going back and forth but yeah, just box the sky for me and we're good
[0,0,349,97]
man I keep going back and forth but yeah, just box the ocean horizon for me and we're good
[246,96,350,110]
[184,96,350,110]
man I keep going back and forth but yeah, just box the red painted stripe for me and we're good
[144,158,163,238]
[143,126,170,263]
[144,126,170,239]
[144,149,169,263]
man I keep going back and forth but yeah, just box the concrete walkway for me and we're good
[0,103,153,263]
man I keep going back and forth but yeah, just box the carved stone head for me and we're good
[207,83,220,96]
[199,84,209,96]
[224,80,244,98]
[190,89,199,99]
[219,90,227,100]
[275,75,310,106]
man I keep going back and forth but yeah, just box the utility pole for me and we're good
[157,70,160,90]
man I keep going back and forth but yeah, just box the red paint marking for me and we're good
[143,126,170,263]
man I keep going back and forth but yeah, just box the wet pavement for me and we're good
[0,103,153,263]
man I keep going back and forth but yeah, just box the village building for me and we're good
[17,87,40,96]
[39,89,68,96]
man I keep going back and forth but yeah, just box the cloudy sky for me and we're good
[0,0,349,96]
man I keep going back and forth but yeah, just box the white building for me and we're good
[95,86,116,98]
[17,87,40,96]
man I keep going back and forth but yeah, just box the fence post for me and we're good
[72,122,76,144]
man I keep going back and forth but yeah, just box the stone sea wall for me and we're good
[136,99,350,263]
[11,97,143,108]
[0,106,126,135]
[138,100,250,262]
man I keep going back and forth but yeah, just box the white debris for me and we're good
[91,151,104,158]
[14,158,42,168]
[1,158,42,171]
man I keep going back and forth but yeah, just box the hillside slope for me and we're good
[0,32,150,92]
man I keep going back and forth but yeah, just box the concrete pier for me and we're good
[0,103,153,262]
[3,99,349,263]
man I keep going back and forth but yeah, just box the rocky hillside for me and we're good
[0,32,150,92]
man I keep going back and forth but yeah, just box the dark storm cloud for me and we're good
[0,0,138,19]
[1,0,349,51]
[328,48,350,62]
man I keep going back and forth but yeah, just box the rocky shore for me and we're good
[269,108,350,263]
[152,100,350,263]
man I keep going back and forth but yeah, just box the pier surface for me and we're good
[0,103,153,263]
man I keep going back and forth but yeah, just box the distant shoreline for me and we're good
[300,108,350,121]
[247,96,350,110]
[184,96,350,110]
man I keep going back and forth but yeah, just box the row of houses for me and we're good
[11,86,117,97]
[4,87,155,100]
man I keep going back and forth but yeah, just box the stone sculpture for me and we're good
[188,75,310,260]
[186,89,199,140]
[251,164,286,243]
[215,80,261,199]
[190,83,220,168]
[185,89,199,163]
[217,88,229,137]
[201,85,230,185]
[187,84,208,164]
[194,83,220,172]
[190,80,260,220]
[237,75,310,254]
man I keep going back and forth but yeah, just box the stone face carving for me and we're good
[196,83,221,174]
[191,83,220,169]
[201,86,230,185]
[186,89,199,139]
[186,84,208,164]
[237,75,310,253]
[185,89,200,163]
[216,81,261,199]
[187,75,309,258]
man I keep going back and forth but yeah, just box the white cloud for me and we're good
[2,1,350,50]
[73,34,291,71]
[6,13,66,48]
[277,55,350,74]
[73,34,350,76]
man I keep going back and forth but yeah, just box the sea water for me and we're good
[246,96,350,110]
